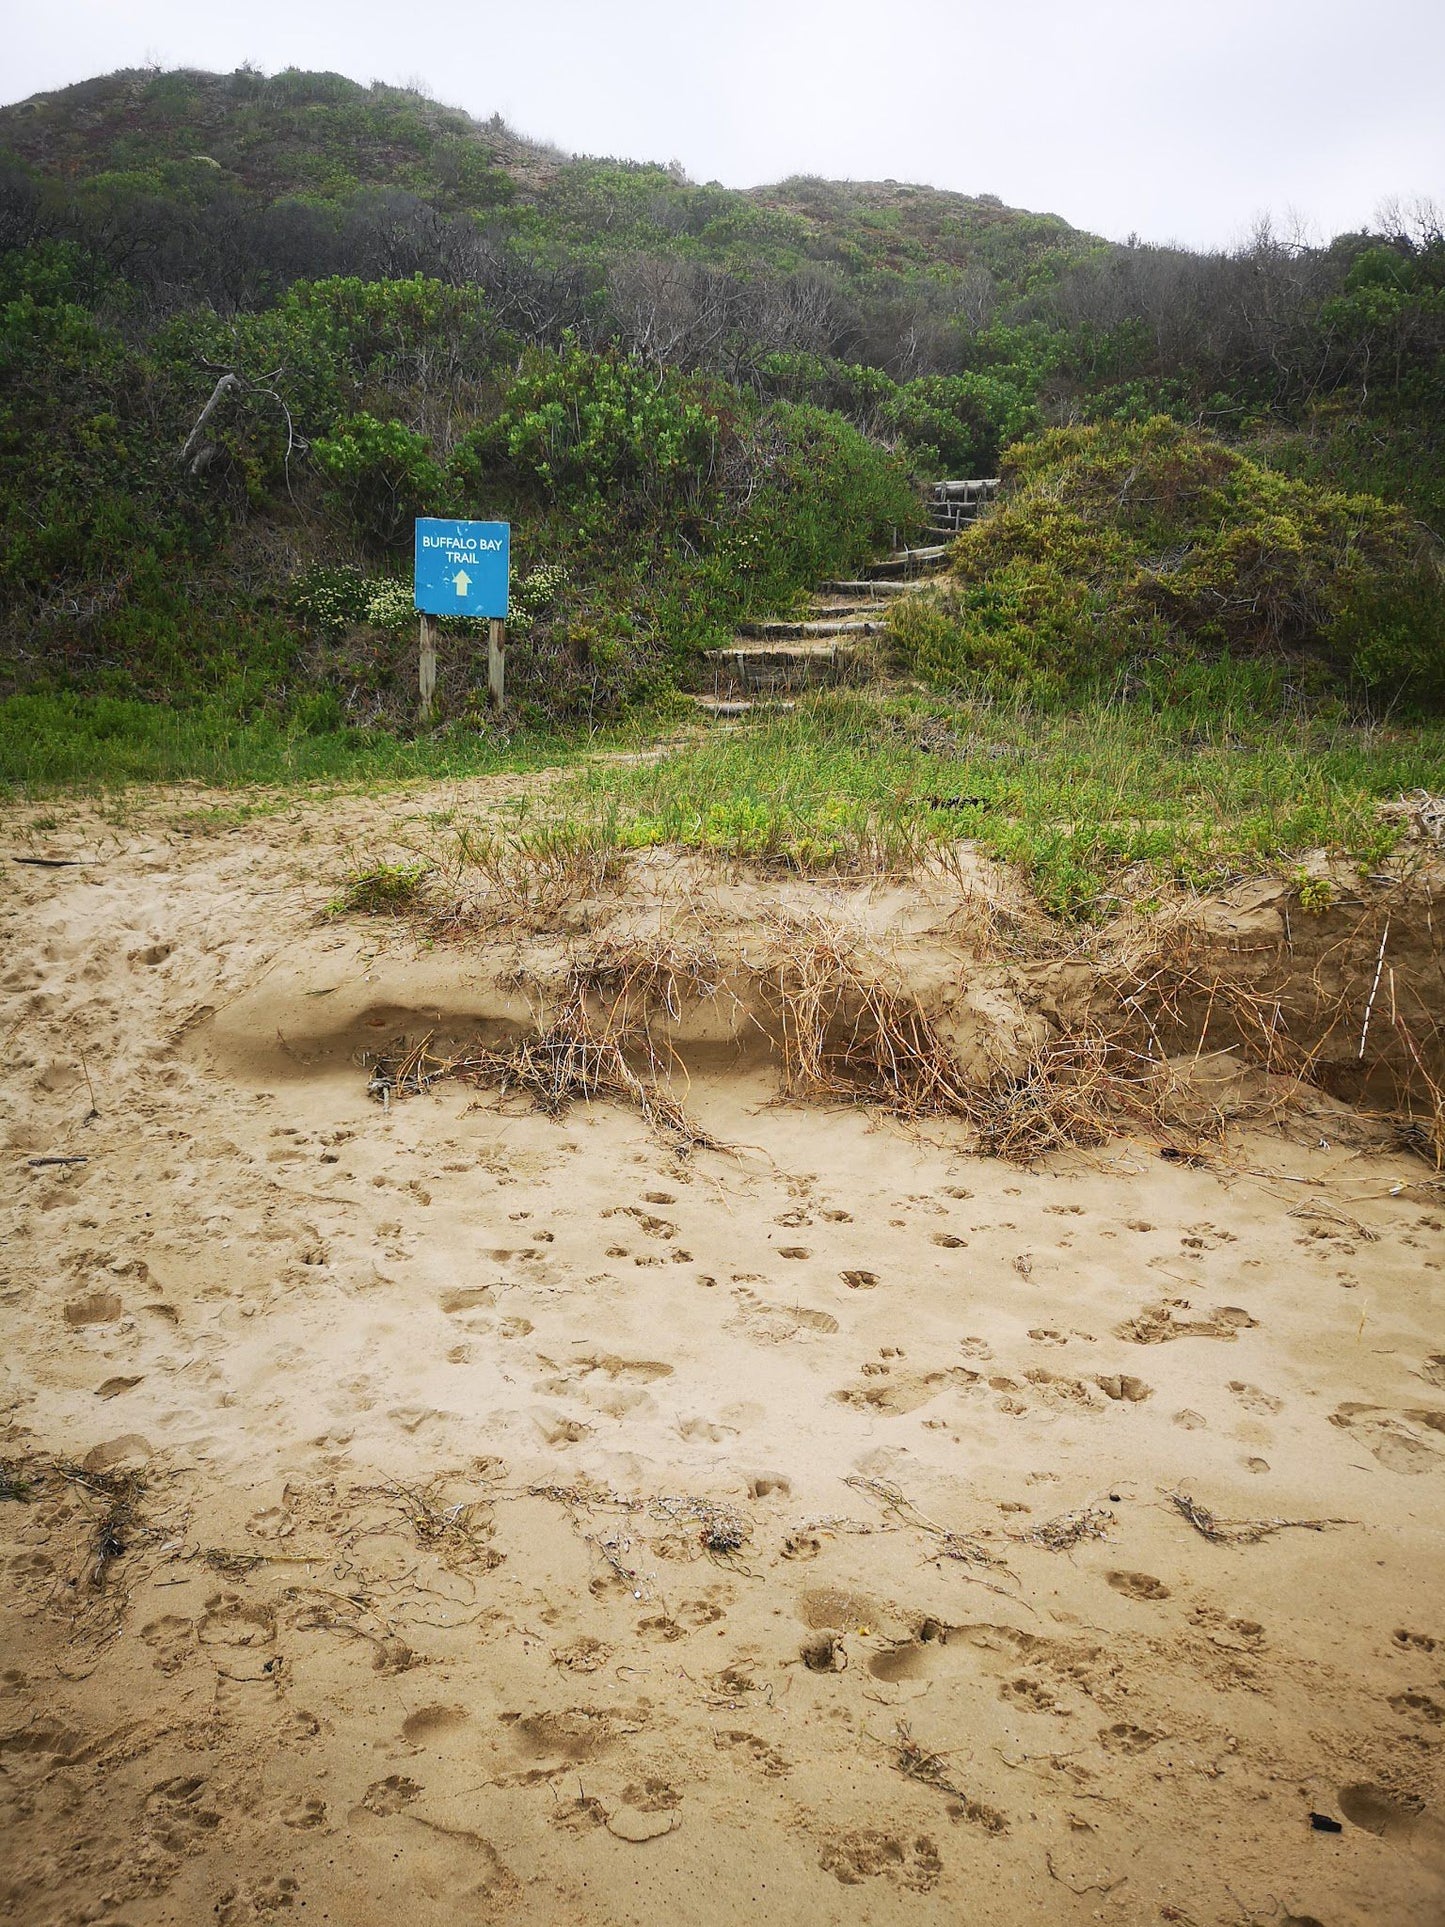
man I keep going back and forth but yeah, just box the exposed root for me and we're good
[844,1475,1015,1579]
[360,881,1445,1165]
[368,942,729,1153]
[892,1723,1009,1832]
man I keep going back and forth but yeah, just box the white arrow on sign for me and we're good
[452,568,472,596]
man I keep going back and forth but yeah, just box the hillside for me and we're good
[0,66,1099,296]
[0,64,1440,768]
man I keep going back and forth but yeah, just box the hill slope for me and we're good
[0,66,1101,296]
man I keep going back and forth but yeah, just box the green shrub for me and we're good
[888,417,1445,706]
[462,346,719,518]
[311,413,448,547]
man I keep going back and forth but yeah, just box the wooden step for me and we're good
[863,549,950,580]
[691,694,795,719]
[740,616,886,641]
[704,638,860,695]
[818,579,911,597]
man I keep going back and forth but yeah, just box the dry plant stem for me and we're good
[1165,1490,1354,1545]
[1009,1505,1114,1551]
[843,1475,1019,1584]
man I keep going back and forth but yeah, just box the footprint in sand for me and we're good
[1023,1368,1099,1410]
[833,1365,980,1417]
[1229,1380,1284,1415]
[1097,1721,1161,1754]
[401,1704,470,1746]
[840,1269,879,1290]
[534,1352,675,1403]
[281,1794,327,1830]
[217,1877,302,1925]
[531,1411,590,1446]
[1338,1782,1445,1862]
[1095,1373,1152,1402]
[1330,1403,1445,1474]
[141,1613,195,1675]
[746,1474,792,1499]
[64,1290,123,1326]
[359,1774,421,1815]
[726,1287,839,1345]
[143,1775,222,1851]
[1117,1301,1257,1344]
[1390,1690,1445,1725]
[499,1706,623,1765]
[819,1830,944,1890]
[197,1594,276,1649]
[714,1729,791,1777]
[677,1414,739,1443]
[1106,1571,1171,1601]
[552,1636,611,1675]
[867,1618,952,1681]
[438,1285,495,1315]
[96,1375,143,1398]
[604,1206,677,1241]
[1393,1629,1439,1654]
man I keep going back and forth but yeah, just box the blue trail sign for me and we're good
[414,518,510,618]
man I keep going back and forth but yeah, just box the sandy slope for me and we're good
[2,782,1444,1927]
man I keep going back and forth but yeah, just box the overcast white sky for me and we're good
[6,0,1443,248]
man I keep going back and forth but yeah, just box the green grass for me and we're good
[8,683,1444,923]
[0,693,592,794]
[536,686,1445,917]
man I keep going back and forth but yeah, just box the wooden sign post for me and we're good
[418,614,438,725]
[488,617,506,710]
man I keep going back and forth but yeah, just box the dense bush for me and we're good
[890,417,1445,704]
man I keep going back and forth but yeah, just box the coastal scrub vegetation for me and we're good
[0,65,1440,842]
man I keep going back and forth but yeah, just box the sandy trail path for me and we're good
[2,782,1444,1926]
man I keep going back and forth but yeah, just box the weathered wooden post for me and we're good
[488,617,506,711]
[418,613,438,725]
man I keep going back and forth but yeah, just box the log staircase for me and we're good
[694,479,998,716]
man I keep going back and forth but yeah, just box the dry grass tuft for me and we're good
[435,820,628,932]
